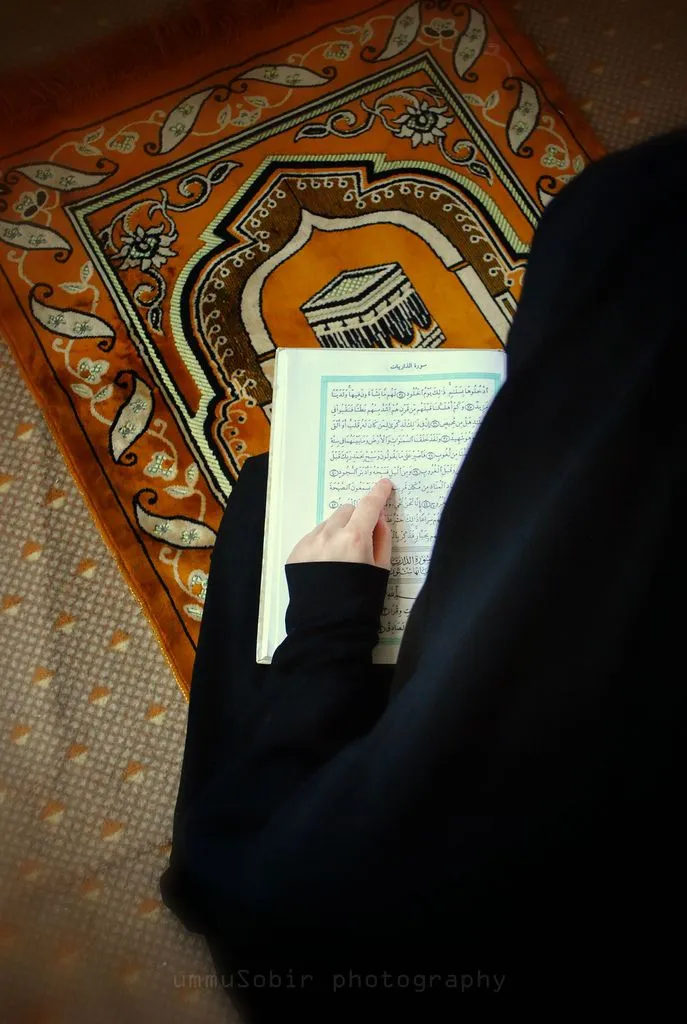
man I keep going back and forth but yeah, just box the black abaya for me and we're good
[161,130,687,1014]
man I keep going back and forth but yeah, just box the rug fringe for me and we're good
[0,0,306,153]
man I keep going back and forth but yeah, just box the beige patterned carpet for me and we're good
[1,2,686,1022]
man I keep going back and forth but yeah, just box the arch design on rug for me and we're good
[183,157,526,475]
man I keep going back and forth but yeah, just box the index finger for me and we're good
[349,478,394,534]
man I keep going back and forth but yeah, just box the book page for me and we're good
[259,349,505,665]
[317,367,502,658]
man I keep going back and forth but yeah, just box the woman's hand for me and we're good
[286,478,394,571]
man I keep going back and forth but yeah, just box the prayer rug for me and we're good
[0,0,602,694]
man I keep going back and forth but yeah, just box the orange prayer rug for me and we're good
[0,0,602,695]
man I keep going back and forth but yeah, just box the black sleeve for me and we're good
[161,558,397,948]
[229,559,392,780]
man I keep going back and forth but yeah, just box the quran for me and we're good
[257,347,506,665]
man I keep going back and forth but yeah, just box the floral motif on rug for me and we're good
[0,0,602,693]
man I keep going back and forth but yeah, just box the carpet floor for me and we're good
[0,2,685,1022]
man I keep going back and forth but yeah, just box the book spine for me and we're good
[255,348,288,664]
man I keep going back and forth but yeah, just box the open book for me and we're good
[257,347,506,665]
